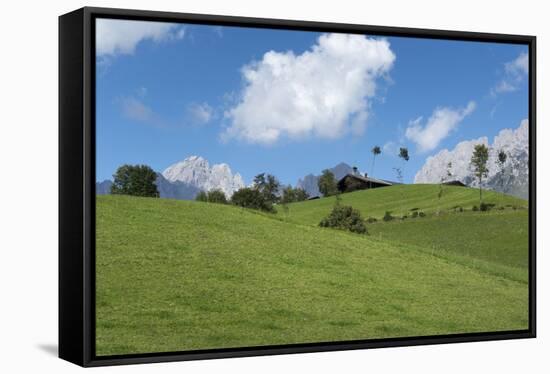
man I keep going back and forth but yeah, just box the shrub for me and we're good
[451,205,463,213]
[319,205,367,234]
[472,205,479,211]
[383,211,394,222]
[366,217,378,223]
[410,207,419,212]
[401,215,408,220]
[418,211,426,217]
[480,202,494,212]
[411,211,419,218]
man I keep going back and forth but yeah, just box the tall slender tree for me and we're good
[370,146,381,176]
[397,148,409,218]
[437,162,453,215]
[470,144,489,207]
[497,149,508,207]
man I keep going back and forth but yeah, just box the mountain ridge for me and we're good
[414,119,529,199]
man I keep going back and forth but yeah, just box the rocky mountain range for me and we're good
[96,156,245,200]
[162,156,245,198]
[414,119,529,199]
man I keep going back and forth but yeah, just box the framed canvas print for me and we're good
[59,7,536,367]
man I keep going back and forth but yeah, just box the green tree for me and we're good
[294,188,309,202]
[253,173,280,204]
[281,186,309,204]
[318,169,338,197]
[110,164,159,198]
[398,147,410,169]
[231,187,274,212]
[195,191,208,202]
[470,144,489,206]
[207,189,228,204]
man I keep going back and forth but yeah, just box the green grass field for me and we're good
[275,184,527,226]
[275,185,529,283]
[96,185,529,356]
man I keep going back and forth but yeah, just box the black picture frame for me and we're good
[59,6,537,367]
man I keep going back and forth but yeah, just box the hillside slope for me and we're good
[96,195,528,356]
[368,210,529,283]
[278,184,529,282]
[277,184,527,226]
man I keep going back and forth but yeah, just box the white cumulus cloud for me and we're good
[223,33,396,145]
[405,101,476,153]
[96,19,185,57]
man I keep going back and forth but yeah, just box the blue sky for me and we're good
[96,19,529,185]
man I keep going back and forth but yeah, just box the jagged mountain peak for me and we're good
[162,156,244,198]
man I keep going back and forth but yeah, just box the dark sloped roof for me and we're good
[442,180,466,187]
[338,174,393,186]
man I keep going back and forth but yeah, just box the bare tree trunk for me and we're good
[479,176,482,206]
[370,156,376,189]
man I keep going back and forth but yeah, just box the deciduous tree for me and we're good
[470,144,489,206]
[110,164,159,198]
[318,169,338,197]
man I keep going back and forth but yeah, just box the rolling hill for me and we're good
[96,188,529,356]
[277,184,529,282]
[276,184,527,226]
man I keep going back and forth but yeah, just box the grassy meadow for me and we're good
[96,184,529,356]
